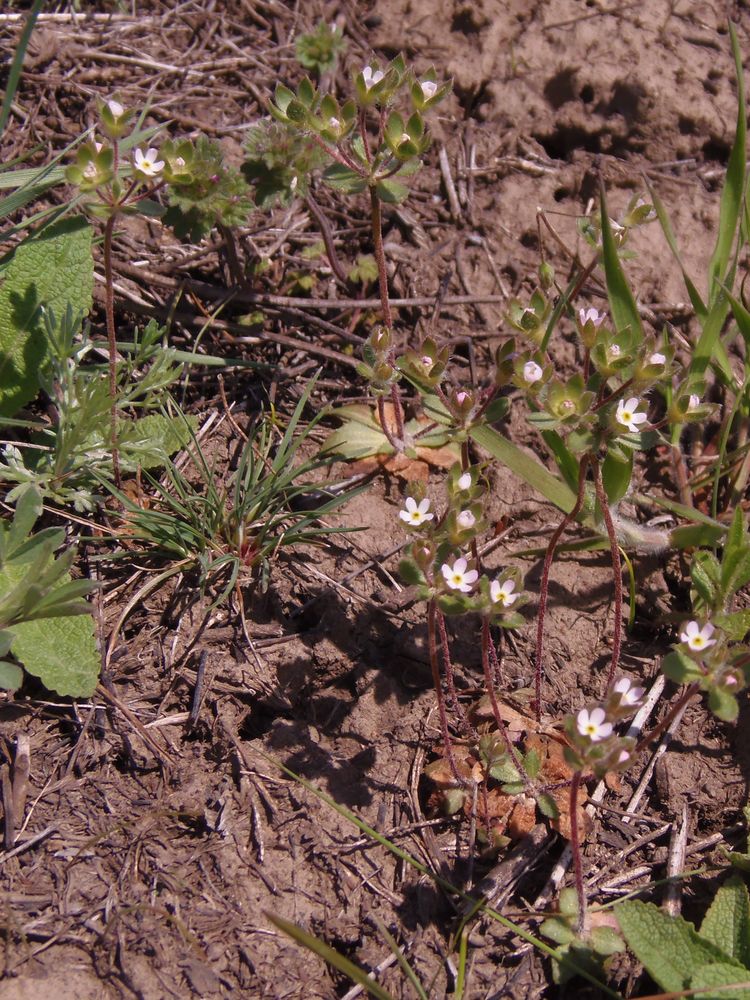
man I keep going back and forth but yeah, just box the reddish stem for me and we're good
[591,457,623,690]
[481,620,527,777]
[427,600,464,784]
[437,608,472,735]
[570,770,586,935]
[534,456,590,721]
[370,187,392,330]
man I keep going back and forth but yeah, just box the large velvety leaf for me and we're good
[690,963,750,1000]
[615,900,741,992]
[0,217,93,416]
[701,876,750,967]
[10,613,98,698]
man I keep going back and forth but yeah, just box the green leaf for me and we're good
[119,413,197,470]
[321,163,367,195]
[524,747,541,780]
[692,550,722,609]
[715,609,750,641]
[6,484,42,556]
[10,612,98,697]
[536,792,559,819]
[470,424,576,514]
[0,217,93,416]
[615,899,742,992]
[700,876,750,967]
[707,21,746,306]
[690,963,750,999]
[375,178,410,204]
[601,449,633,505]
[709,686,739,722]
[0,660,23,690]
[662,649,703,684]
[600,188,644,341]
[398,559,426,587]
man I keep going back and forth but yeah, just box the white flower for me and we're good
[613,677,644,707]
[420,79,438,100]
[83,161,98,180]
[174,156,186,169]
[421,355,433,367]
[441,557,478,593]
[649,352,666,367]
[523,360,543,384]
[680,620,716,652]
[328,116,340,130]
[457,472,472,491]
[618,750,631,765]
[490,579,518,607]
[576,707,613,742]
[688,393,701,412]
[455,390,470,406]
[107,99,124,118]
[133,147,165,177]
[615,397,648,433]
[456,510,476,530]
[399,132,411,145]
[362,65,384,89]
[399,497,433,527]
[609,344,621,358]
[579,307,604,328]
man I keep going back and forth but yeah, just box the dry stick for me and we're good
[591,457,623,690]
[534,456,590,721]
[664,799,690,917]
[103,214,121,488]
[427,599,463,784]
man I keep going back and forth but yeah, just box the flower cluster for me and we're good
[396,465,526,625]
[662,618,749,722]
[564,677,644,777]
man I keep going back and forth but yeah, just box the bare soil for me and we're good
[1,2,749,998]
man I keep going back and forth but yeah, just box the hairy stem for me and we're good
[481,619,526,776]
[437,608,472,735]
[427,599,463,784]
[534,456,590,721]
[591,458,623,690]
[103,213,121,488]
[570,770,586,936]
[370,186,393,330]
[376,395,401,452]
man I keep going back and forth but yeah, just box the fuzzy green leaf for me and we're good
[615,899,742,992]
[0,217,93,416]
[709,686,739,722]
[662,649,703,684]
[321,163,367,194]
[0,660,23,690]
[10,613,98,697]
[689,963,750,999]
[700,876,750,967]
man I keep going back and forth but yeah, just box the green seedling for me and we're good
[295,21,347,76]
